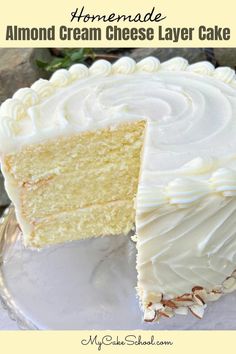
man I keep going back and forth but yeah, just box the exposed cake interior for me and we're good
[3,120,146,247]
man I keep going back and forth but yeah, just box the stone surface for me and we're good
[214,48,236,69]
[0,48,52,104]
[130,48,207,63]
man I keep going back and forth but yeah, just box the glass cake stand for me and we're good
[1,206,236,330]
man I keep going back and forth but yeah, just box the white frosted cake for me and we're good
[1,56,236,322]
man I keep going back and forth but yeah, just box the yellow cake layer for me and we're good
[3,121,146,247]
[27,200,135,248]
[5,121,145,183]
[21,163,140,219]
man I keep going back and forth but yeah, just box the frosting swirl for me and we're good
[136,57,160,72]
[13,88,40,108]
[0,99,26,120]
[31,79,55,99]
[187,61,215,75]
[112,57,136,74]
[89,59,112,76]
[49,69,72,87]
[69,63,89,80]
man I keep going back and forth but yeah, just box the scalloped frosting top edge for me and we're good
[0,56,236,138]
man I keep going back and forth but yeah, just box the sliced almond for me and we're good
[207,291,222,302]
[231,270,236,278]
[173,300,194,307]
[175,293,192,301]
[189,304,206,319]
[159,311,170,318]
[131,234,138,242]
[223,282,236,293]
[193,288,207,303]
[193,293,205,306]
[174,307,189,316]
[173,295,194,307]
[159,308,174,318]
[143,308,156,322]
[192,286,204,292]
[223,276,236,289]
[161,299,178,309]
[151,303,164,311]
[212,285,222,292]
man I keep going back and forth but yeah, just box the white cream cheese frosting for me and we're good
[1,56,236,320]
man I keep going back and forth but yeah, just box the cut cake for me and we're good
[1,56,236,322]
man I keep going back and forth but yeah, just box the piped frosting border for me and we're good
[0,56,236,155]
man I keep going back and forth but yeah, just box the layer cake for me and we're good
[1,56,236,322]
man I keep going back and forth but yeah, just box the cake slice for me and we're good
[1,56,236,322]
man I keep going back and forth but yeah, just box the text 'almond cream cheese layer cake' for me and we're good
[1,56,236,322]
